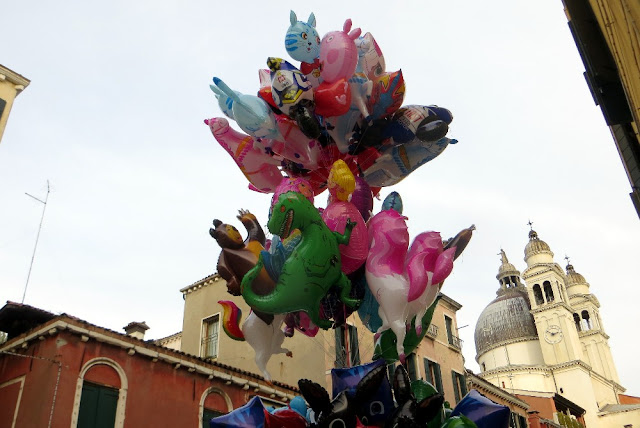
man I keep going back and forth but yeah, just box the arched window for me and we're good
[581,310,591,330]
[533,284,544,305]
[72,358,127,428]
[573,313,582,332]
[543,281,554,302]
[481,362,486,372]
[200,387,232,428]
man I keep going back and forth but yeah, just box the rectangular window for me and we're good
[334,324,360,368]
[445,315,454,345]
[424,358,443,394]
[0,98,6,120]
[201,315,220,359]
[451,371,467,404]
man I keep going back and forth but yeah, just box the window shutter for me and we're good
[452,371,460,403]
[433,363,443,394]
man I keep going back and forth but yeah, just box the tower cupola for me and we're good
[565,262,590,296]
[524,228,554,266]
[496,249,523,295]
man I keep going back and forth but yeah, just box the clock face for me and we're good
[544,325,563,344]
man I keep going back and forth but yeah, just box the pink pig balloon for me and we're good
[320,19,362,83]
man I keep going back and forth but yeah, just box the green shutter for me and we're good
[458,373,467,396]
[424,359,434,385]
[433,363,443,395]
[452,371,461,403]
[0,99,6,120]
[78,382,118,428]
[203,408,224,428]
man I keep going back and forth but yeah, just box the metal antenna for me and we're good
[22,180,50,304]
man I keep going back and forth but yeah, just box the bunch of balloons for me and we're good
[210,359,511,427]
[205,10,458,195]
[214,164,474,381]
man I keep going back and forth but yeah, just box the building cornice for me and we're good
[439,292,462,311]
[479,364,552,378]
[0,314,299,400]
[530,301,574,315]
[0,65,30,94]
[180,274,222,294]
[465,369,530,410]
[475,336,540,361]
[522,263,565,280]
[568,293,600,308]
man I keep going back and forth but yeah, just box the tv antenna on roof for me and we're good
[22,180,50,304]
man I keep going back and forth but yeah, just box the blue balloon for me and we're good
[331,360,394,424]
[356,278,383,333]
[451,389,511,428]
[209,396,265,428]
[381,191,403,213]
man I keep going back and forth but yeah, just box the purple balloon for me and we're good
[351,177,374,222]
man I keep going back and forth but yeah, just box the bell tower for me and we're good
[521,228,583,365]
[565,262,620,383]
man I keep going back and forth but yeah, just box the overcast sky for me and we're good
[2,1,638,396]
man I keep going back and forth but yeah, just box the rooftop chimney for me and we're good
[123,321,149,340]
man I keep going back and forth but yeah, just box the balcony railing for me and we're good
[448,334,463,351]
[425,324,439,339]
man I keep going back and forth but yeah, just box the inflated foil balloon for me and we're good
[314,19,362,118]
[355,32,385,80]
[381,191,403,213]
[373,296,440,364]
[218,301,290,382]
[365,210,455,362]
[320,19,361,83]
[209,396,265,428]
[267,57,321,139]
[205,117,283,193]
[322,160,368,274]
[285,10,322,86]
[451,390,510,428]
[272,115,324,170]
[387,365,446,428]
[299,365,386,428]
[350,177,374,222]
[330,360,394,424]
[211,77,282,140]
[242,191,359,329]
[270,177,315,210]
[362,137,457,188]
[209,210,272,296]
[387,105,453,145]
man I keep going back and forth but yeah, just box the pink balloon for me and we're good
[271,177,315,209]
[319,19,362,83]
[205,117,283,193]
[322,202,368,274]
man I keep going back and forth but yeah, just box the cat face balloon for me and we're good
[285,10,321,64]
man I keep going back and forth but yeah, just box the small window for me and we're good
[481,362,486,372]
[423,358,443,394]
[581,310,592,330]
[334,324,360,368]
[445,315,454,345]
[202,315,220,359]
[573,313,582,331]
[543,281,554,302]
[533,284,544,305]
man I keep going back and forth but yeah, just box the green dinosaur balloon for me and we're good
[373,296,441,363]
[241,191,360,329]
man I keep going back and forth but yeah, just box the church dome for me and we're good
[524,229,554,264]
[474,288,538,356]
[565,264,588,287]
